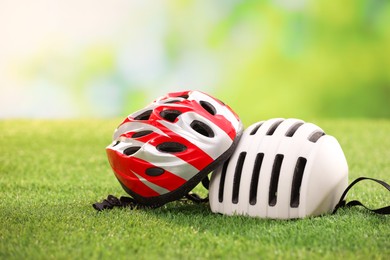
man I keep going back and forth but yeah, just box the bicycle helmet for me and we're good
[106,90,243,207]
[209,118,348,219]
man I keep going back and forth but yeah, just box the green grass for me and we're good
[0,119,389,259]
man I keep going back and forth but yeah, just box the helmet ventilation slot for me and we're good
[269,154,284,206]
[200,101,216,115]
[232,152,247,204]
[132,130,153,138]
[249,153,264,205]
[178,94,189,99]
[123,146,141,156]
[290,157,307,208]
[156,142,187,153]
[266,120,284,136]
[218,158,230,203]
[146,167,165,176]
[308,131,325,143]
[250,123,263,135]
[134,110,152,120]
[163,99,181,104]
[285,122,304,137]
[191,120,215,137]
[160,110,182,122]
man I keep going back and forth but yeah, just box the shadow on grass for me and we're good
[131,199,389,234]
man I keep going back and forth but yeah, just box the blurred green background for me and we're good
[1,0,389,125]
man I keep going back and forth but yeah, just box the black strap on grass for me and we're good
[185,193,209,203]
[93,192,208,212]
[333,177,390,215]
[92,195,150,211]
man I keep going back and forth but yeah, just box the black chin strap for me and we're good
[185,193,209,203]
[93,176,211,212]
[93,192,208,212]
[333,177,390,215]
[92,195,157,211]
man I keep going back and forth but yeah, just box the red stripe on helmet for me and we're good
[106,149,187,198]
[127,156,187,191]
[116,169,161,198]
[212,114,237,140]
[164,90,190,99]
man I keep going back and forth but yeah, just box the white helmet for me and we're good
[209,118,349,219]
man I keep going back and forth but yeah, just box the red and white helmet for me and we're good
[106,90,243,206]
[209,118,348,219]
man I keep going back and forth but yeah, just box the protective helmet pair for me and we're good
[95,90,389,218]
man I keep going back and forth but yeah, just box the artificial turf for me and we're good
[0,119,389,259]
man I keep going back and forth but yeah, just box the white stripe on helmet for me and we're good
[132,171,170,195]
[134,142,199,181]
[113,121,168,140]
[107,138,145,153]
[158,111,233,160]
[188,91,241,132]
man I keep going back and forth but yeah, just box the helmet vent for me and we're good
[218,158,230,203]
[134,110,152,120]
[113,141,120,147]
[164,99,181,104]
[146,167,165,177]
[290,157,307,208]
[232,152,247,204]
[160,110,182,123]
[269,154,284,206]
[266,120,284,136]
[250,123,263,135]
[157,142,187,153]
[178,94,189,99]
[249,153,264,205]
[285,122,304,137]
[308,131,325,143]
[200,101,216,115]
[123,146,141,156]
[191,120,215,137]
[132,130,153,138]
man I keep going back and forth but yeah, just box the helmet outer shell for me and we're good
[106,90,243,206]
[209,118,348,219]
